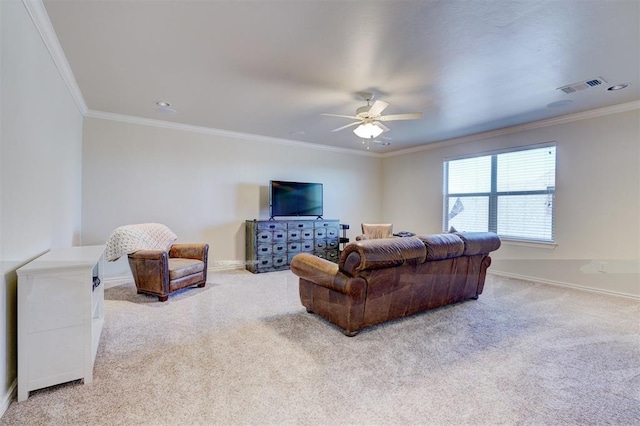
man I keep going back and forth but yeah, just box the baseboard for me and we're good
[1,379,17,418]
[102,262,246,288]
[209,260,246,272]
[103,274,134,289]
[489,271,640,300]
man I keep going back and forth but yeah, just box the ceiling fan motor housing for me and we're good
[356,105,373,118]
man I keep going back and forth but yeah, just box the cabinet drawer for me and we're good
[256,257,273,268]
[327,250,339,262]
[272,230,287,242]
[315,240,327,250]
[257,231,272,243]
[257,244,273,256]
[315,221,337,228]
[288,242,302,252]
[301,228,314,240]
[327,240,339,250]
[26,274,85,333]
[272,256,287,268]
[257,222,286,231]
[326,227,339,238]
[272,243,286,254]
[288,221,309,229]
[287,229,302,240]
[301,241,314,252]
[315,228,327,238]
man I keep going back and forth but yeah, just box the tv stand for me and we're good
[17,245,105,401]
[246,219,339,273]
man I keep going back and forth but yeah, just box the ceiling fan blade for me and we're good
[374,121,390,132]
[367,100,389,116]
[331,121,362,132]
[321,113,359,120]
[379,112,423,121]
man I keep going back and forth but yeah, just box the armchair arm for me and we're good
[128,250,167,261]
[290,253,358,296]
[127,250,170,295]
[169,244,209,262]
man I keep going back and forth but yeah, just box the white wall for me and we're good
[0,0,83,411]
[383,109,640,297]
[81,117,382,277]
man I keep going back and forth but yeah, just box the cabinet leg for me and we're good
[197,283,206,288]
[158,295,168,302]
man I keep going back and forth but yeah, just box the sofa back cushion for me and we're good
[416,233,464,261]
[339,237,426,275]
[454,232,501,255]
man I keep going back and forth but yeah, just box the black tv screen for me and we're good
[269,181,323,218]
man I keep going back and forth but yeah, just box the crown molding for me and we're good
[22,0,88,115]
[382,100,640,158]
[22,0,637,159]
[85,110,379,157]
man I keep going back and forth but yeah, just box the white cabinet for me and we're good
[17,245,105,401]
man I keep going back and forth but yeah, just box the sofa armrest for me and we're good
[290,253,356,296]
[169,244,209,262]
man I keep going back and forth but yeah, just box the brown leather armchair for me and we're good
[355,223,394,241]
[128,243,209,302]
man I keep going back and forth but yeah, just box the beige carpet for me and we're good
[2,270,639,425]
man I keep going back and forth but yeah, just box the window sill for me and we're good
[500,238,557,249]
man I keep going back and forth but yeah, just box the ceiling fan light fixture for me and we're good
[353,123,383,139]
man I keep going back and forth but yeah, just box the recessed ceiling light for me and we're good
[547,100,573,108]
[155,101,171,107]
[607,84,629,91]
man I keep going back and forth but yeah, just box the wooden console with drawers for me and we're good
[245,219,340,273]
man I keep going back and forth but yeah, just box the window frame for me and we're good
[443,142,556,243]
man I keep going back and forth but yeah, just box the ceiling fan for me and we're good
[322,92,423,139]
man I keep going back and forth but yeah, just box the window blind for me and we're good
[443,143,556,242]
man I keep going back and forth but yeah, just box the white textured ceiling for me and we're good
[43,0,639,153]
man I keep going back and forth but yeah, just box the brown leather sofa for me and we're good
[128,243,209,302]
[290,232,500,336]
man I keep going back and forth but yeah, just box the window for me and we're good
[443,143,556,242]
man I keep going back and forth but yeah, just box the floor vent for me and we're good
[558,77,607,94]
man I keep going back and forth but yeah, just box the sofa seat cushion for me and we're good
[168,258,205,280]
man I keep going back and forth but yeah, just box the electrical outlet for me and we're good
[598,262,607,273]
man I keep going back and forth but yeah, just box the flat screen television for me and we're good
[269,180,323,219]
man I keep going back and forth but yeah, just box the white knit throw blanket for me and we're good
[104,223,178,262]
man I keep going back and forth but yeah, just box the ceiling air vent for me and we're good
[557,77,607,94]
